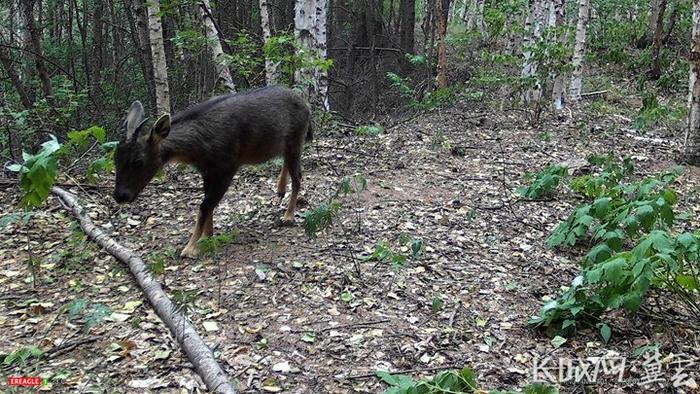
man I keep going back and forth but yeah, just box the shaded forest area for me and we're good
[2,0,700,392]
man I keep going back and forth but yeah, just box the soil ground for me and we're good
[1,84,699,393]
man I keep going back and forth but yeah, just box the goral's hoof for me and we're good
[280,215,295,226]
[180,245,200,259]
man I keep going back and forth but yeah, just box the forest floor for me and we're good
[1,78,699,393]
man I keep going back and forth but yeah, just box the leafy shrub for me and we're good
[517,164,568,199]
[531,155,697,339]
[377,367,557,394]
[7,136,61,208]
[355,124,384,137]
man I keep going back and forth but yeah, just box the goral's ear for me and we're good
[150,114,171,143]
[124,101,146,140]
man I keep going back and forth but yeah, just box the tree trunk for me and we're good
[568,0,589,102]
[132,0,157,111]
[663,0,677,44]
[399,0,416,53]
[684,1,700,165]
[551,0,567,110]
[0,46,34,108]
[522,0,544,104]
[435,0,450,88]
[473,0,485,33]
[260,0,277,84]
[20,0,53,101]
[199,0,236,92]
[648,0,667,80]
[147,0,171,114]
[294,0,329,109]
[638,0,661,48]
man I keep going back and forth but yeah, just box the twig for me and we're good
[580,90,609,98]
[45,335,100,360]
[346,364,458,380]
[294,319,390,334]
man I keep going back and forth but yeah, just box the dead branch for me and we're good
[51,186,236,394]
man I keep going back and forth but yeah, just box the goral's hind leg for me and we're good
[277,164,288,198]
[281,152,301,225]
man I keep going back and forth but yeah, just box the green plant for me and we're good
[355,124,384,137]
[517,164,568,199]
[303,174,367,238]
[198,231,239,257]
[531,156,697,338]
[7,136,61,208]
[361,234,423,270]
[3,345,44,368]
[377,367,557,394]
[263,34,333,89]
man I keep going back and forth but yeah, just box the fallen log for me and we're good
[51,186,236,394]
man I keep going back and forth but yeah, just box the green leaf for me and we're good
[550,336,567,348]
[599,323,612,343]
[340,291,353,303]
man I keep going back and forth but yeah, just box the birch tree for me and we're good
[147,0,170,113]
[568,0,589,102]
[550,0,567,110]
[198,0,236,92]
[684,1,700,164]
[260,0,277,84]
[294,0,329,109]
[522,0,545,105]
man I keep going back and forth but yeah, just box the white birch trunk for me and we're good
[684,1,700,163]
[568,0,589,102]
[147,0,170,113]
[522,0,545,104]
[551,0,567,110]
[294,0,329,109]
[198,0,236,92]
[474,0,485,33]
[260,0,277,85]
[465,0,475,28]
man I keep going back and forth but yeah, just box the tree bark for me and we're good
[51,187,237,394]
[399,0,416,53]
[551,0,567,110]
[522,0,544,105]
[435,0,450,88]
[684,1,700,165]
[648,0,667,80]
[199,0,236,92]
[260,0,278,84]
[20,0,53,101]
[132,0,157,111]
[294,0,329,109]
[638,0,662,48]
[147,0,171,114]
[0,46,34,108]
[568,0,589,102]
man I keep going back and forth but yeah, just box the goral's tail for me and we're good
[305,118,313,143]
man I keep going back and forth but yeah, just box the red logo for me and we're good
[8,376,43,386]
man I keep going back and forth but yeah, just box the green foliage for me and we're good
[7,136,61,209]
[377,367,556,394]
[304,174,368,238]
[517,164,568,199]
[62,298,111,333]
[632,93,685,132]
[198,231,239,257]
[355,124,384,137]
[263,34,334,89]
[222,31,263,84]
[531,155,698,338]
[303,201,342,238]
[3,345,44,368]
[361,234,423,270]
[387,71,457,110]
